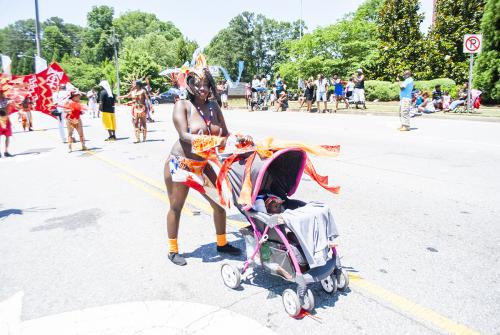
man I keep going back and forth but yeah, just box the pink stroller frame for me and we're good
[219,148,349,317]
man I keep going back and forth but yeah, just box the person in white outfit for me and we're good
[53,84,70,143]
[87,88,98,118]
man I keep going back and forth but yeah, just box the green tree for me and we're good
[375,0,425,80]
[42,25,72,61]
[60,54,103,92]
[428,0,486,82]
[0,20,37,74]
[113,11,181,41]
[205,12,301,81]
[119,33,180,93]
[43,17,83,56]
[176,37,198,65]
[275,0,382,85]
[80,6,115,64]
[473,0,499,102]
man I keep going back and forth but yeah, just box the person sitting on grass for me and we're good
[442,92,451,111]
[417,92,435,114]
[447,83,468,112]
[432,84,443,110]
[275,91,288,112]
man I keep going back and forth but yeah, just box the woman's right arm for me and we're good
[172,101,195,143]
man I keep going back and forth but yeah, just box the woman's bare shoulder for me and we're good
[173,99,190,115]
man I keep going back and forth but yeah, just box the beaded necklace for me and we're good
[195,102,214,135]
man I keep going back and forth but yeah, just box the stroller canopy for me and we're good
[226,148,307,211]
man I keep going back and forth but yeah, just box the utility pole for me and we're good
[109,29,121,100]
[299,0,303,39]
[34,0,42,56]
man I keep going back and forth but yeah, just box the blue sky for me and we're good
[0,0,434,47]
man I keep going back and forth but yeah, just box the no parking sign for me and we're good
[463,34,482,53]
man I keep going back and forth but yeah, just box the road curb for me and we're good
[225,106,500,123]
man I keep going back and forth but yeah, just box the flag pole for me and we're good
[34,0,42,57]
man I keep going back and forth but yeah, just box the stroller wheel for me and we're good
[301,288,315,311]
[282,289,301,317]
[336,268,350,291]
[220,263,241,289]
[320,274,338,294]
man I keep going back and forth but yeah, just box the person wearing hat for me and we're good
[353,69,366,109]
[98,80,116,141]
[163,53,244,266]
[63,91,88,152]
[0,86,15,157]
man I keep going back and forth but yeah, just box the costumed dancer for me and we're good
[18,96,34,131]
[63,91,88,152]
[0,86,14,157]
[119,80,148,143]
[98,80,116,141]
[163,54,245,266]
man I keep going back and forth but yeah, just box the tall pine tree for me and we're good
[428,0,486,83]
[473,0,499,103]
[375,0,425,80]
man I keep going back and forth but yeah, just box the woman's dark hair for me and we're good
[186,68,222,107]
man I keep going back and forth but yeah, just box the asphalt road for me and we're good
[1,104,499,335]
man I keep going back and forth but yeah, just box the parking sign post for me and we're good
[463,34,482,112]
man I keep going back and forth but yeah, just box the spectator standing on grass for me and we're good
[260,76,268,107]
[300,78,315,113]
[353,69,366,109]
[270,85,277,106]
[275,74,284,96]
[314,74,329,113]
[398,70,414,131]
[345,77,355,105]
[333,75,348,112]
[244,83,252,108]
[252,75,261,91]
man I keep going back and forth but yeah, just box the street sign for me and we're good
[463,34,482,53]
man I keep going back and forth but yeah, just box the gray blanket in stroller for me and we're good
[281,202,338,268]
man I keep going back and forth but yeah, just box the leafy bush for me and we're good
[413,78,456,95]
[364,78,457,101]
[364,80,399,101]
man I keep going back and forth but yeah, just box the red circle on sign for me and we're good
[465,36,481,52]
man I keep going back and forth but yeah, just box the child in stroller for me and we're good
[219,148,349,317]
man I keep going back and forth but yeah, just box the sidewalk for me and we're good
[227,105,500,123]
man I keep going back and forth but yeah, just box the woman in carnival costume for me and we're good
[119,80,148,143]
[63,91,88,152]
[163,54,249,266]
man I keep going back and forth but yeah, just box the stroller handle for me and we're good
[215,146,232,163]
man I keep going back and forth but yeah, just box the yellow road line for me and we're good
[90,151,246,228]
[117,173,192,217]
[348,274,481,335]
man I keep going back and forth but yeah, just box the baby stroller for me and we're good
[218,148,349,317]
[250,88,266,111]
